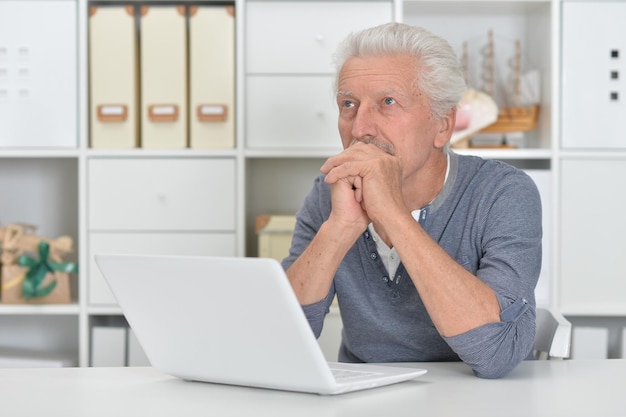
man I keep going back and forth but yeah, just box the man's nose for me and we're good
[351,104,378,139]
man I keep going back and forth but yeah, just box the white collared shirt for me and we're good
[367,153,450,280]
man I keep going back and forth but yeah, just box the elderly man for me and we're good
[282,22,541,379]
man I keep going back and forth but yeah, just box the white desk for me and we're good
[2,360,625,417]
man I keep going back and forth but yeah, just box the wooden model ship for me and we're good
[451,30,541,148]
[479,30,540,134]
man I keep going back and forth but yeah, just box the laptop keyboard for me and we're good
[331,368,383,382]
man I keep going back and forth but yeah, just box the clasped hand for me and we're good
[320,140,405,229]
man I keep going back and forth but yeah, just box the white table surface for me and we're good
[2,360,625,417]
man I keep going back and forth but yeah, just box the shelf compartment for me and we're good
[402,0,552,151]
[0,314,79,367]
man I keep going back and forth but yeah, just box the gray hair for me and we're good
[333,22,466,121]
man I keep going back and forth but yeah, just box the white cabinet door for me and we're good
[562,2,626,150]
[88,158,236,231]
[87,157,237,305]
[0,1,77,148]
[246,75,341,150]
[246,1,392,74]
[559,158,626,314]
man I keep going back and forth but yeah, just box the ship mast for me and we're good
[511,40,522,107]
[462,41,470,87]
[482,29,495,98]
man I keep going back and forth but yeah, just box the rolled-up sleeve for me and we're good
[445,296,536,378]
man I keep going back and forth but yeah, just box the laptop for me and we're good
[94,254,427,395]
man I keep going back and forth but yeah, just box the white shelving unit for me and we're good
[2,0,625,366]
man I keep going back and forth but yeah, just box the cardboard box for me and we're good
[1,264,71,304]
[0,224,75,304]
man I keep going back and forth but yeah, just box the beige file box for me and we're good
[189,6,235,149]
[88,5,138,148]
[256,215,296,261]
[140,6,187,148]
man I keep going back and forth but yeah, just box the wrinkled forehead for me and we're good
[336,53,421,93]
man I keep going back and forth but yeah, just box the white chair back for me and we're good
[533,307,572,360]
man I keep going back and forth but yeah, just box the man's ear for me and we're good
[434,107,456,149]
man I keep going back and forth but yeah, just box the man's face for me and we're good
[336,53,450,182]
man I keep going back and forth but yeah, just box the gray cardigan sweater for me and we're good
[282,151,542,379]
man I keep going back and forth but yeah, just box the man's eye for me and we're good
[383,97,396,105]
[343,100,355,108]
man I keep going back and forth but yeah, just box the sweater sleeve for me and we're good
[301,291,336,338]
[281,175,334,338]
[444,168,542,378]
[444,296,536,378]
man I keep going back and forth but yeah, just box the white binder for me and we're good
[89,5,138,148]
[189,6,236,149]
[140,5,187,148]
[90,326,127,367]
